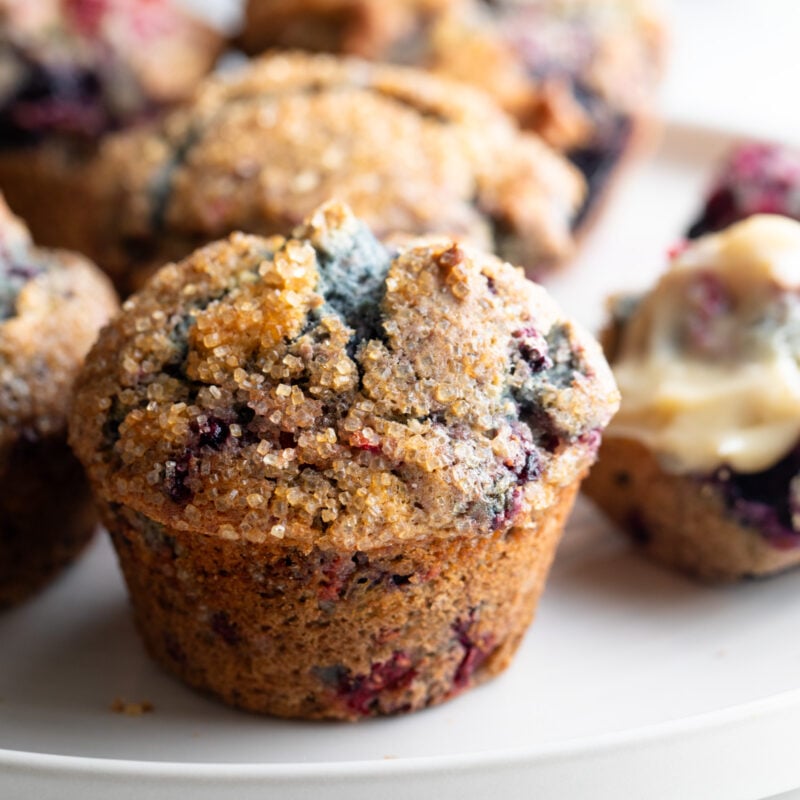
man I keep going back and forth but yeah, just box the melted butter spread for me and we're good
[609,215,800,473]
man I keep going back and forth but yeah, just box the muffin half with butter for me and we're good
[585,214,800,580]
[69,200,618,719]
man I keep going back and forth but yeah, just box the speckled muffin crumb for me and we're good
[94,51,584,293]
[0,197,117,607]
[71,201,617,718]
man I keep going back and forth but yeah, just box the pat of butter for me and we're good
[608,215,800,474]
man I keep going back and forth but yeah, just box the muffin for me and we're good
[92,51,584,294]
[0,197,117,607]
[584,214,800,581]
[0,0,222,252]
[69,200,618,719]
[688,142,800,239]
[238,0,665,229]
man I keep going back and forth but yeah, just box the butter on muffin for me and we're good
[69,201,618,719]
[0,197,117,607]
[93,51,584,294]
[238,0,664,230]
[0,0,221,253]
[585,215,800,581]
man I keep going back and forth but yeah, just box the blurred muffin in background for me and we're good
[0,196,117,607]
[92,51,584,294]
[0,0,222,253]
[238,0,665,229]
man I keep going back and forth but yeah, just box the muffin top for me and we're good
[95,51,583,290]
[607,215,800,475]
[0,0,220,146]
[70,201,618,551]
[0,197,117,453]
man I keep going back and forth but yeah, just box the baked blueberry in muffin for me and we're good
[69,200,618,719]
[0,0,221,252]
[585,214,800,580]
[687,142,800,239]
[238,0,664,230]
[93,51,584,293]
[0,196,117,607]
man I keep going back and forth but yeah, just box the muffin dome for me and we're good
[72,201,615,551]
[94,51,584,292]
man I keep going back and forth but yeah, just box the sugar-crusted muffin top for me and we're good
[0,0,220,145]
[0,197,117,451]
[607,214,800,475]
[70,201,618,550]
[95,51,583,289]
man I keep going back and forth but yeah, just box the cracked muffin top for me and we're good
[70,201,618,551]
[94,51,584,292]
[0,0,221,146]
[0,196,117,452]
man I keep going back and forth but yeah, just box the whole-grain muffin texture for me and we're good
[93,51,584,294]
[0,197,117,607]
[585,215,800,581]
[70,200,618,719]
[238,0,664,228]
[0,0,221,251]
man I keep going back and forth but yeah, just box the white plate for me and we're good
[4,125,800,800]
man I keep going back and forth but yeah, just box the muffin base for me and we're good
[0,145,99,258]
[102,481,579,720]
[583,437,800,581]
[0,436,97,608]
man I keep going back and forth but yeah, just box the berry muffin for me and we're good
[584,214,800,581]
[0,0,222,252]
[69,200,618,719]
[92,51,584,294]
[238,0,664,230]
[0,197,117,607]
[688,142,800,239]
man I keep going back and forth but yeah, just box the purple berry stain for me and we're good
[211,611,240,646]
[320,652,417,717]
[452,612,496,689]
[164,451,192,504]
[191,416,230,450]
